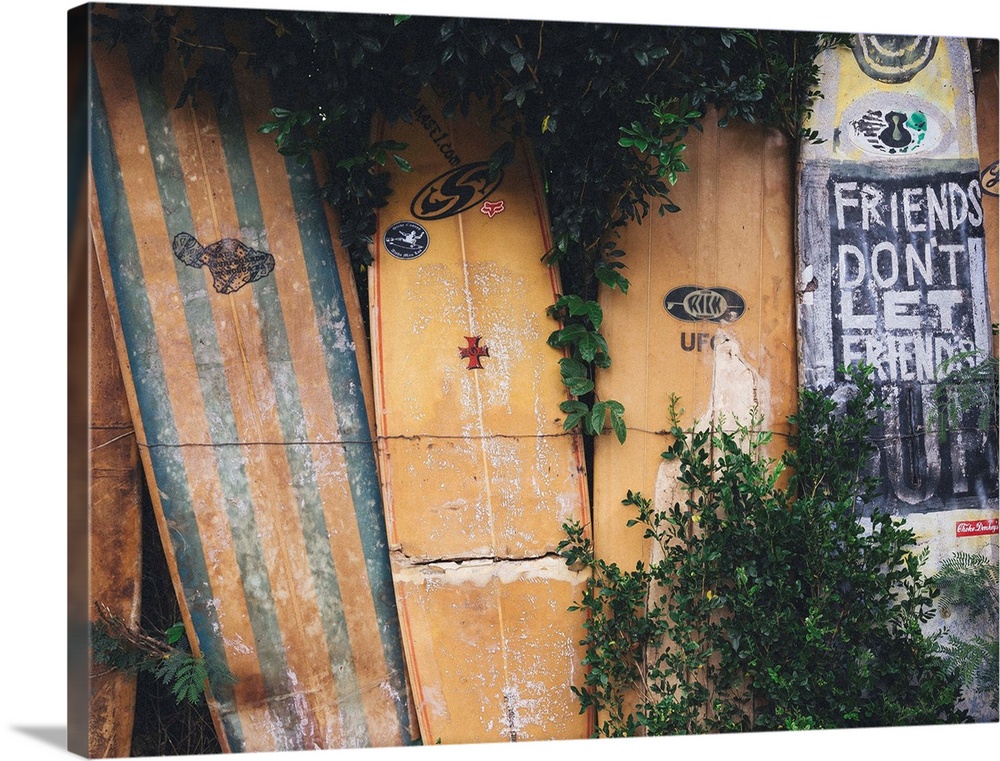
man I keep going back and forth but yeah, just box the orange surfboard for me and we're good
[370,89,592,743]
[592,108,798,570]
[977,42,998,351]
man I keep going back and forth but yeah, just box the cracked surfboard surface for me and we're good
[87,6,416,752]
[370,89,592,743]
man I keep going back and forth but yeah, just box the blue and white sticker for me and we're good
[384,221,429,260]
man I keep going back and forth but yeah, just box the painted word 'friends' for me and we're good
[833,178,985,233]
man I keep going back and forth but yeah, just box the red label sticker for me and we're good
[956,519,999,537]
[480,200,505,218]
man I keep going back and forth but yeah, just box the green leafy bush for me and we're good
[560,366,968,734]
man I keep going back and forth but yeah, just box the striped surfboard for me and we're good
[87,8,416,753]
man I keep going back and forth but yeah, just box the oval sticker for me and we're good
[410,162,504,220]
[841,93,951,158]
[664,285,746,324]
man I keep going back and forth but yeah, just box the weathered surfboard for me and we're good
[592,107,798,570]
[70,15,143,747]
[370,90,592,744]
[977,42,998,353]
[88,10,415,753]
[87,241,144,759]
[796,35,997,515]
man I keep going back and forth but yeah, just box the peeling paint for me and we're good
[705,332,764,431]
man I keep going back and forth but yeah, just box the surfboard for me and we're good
[88,9,415,752]
[977,42,998,353]
[370,89,592,744]
[592,107,798,571]
[70,14,143,749]
[796,34,996,516]
[86,241,144,759]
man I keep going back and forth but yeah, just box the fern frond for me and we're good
[91,601,222,706]
[933,552,999,624]
[155,653,210,705]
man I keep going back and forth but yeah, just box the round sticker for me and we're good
[384,221,429,260]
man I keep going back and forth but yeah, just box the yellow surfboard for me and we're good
[592,108,798,570]
[370,90,592,744]
[88,8,415,752]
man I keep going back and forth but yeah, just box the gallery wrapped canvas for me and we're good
[67,2,998,757]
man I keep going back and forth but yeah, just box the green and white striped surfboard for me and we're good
[88,8,416,753]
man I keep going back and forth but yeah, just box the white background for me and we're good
[3,0,997,758]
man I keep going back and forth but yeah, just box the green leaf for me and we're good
[559,356,590,381]
[577,332,602,362]
[548,323,587,348]
[392,154,412,172]
[560,400,588,415]
[595,265,630,293]
[610,413,626,443]
[589,401,607,435]
[584,301,604,330]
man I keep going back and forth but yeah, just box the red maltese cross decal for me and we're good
[459,336,490,369]
[480,199,505,218]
